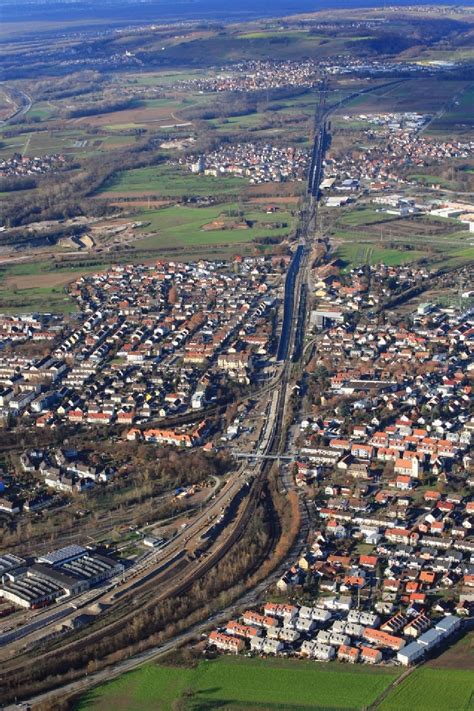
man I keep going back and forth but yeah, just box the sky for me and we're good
[2,0,472,25]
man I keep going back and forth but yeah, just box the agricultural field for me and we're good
[0,87,208,159]
[75,99,184,131]
[77,657,401,711]
[0,259,116,313]
[334,242,427,268]
[205,92,317,143]
[134,202,296,251]
[336,208,399,227]
[379,667,474,711]
[333,76,474,142]
[97,164,248,199]
[0,204,278,313]
[0,284,76,314]
[134,30,348,65]
[427,632,474,671]
[0,126,141,159]
[430,245,474,270]
[428,83,474,137]
[334,212,468,243]
[335,79,473,125]
[328,206,473,269]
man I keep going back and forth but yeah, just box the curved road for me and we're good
[0,84,32,127]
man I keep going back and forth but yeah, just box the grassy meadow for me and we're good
[76,656,401,711]
[97,164,248,199]
[379,667,474,711]
[334,243,427,268]
[328,205,473,269]
[133,202,296,250]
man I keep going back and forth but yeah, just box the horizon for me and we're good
[2,0,474,26]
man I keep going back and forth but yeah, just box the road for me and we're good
[0,84,32,127]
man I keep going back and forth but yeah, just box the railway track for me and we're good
[0,79,339,702]
[1,464,276,674]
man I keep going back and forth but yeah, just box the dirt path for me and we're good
[367,665,417,710]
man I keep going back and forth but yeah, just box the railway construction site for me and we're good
[0,83,341,707]
[0,76,416,709]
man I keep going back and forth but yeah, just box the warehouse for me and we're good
[38,544,87,567]
[29,564,88,596]
[0,572,65,609]
[0,553,25,576]
[0,548,124,609]
[60,553,124,585]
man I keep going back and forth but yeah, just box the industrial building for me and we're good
[0,545,124,609]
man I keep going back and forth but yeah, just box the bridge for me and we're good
[231,452,297,462]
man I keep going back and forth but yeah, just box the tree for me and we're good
[339,400,351,418]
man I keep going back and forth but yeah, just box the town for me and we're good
[322,111,474,201]
[0,153,67,180]
[0,4,472,709]
[204,265,473,667]
[0,258,472,667]
[182,143,309,183]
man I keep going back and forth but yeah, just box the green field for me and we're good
[441,245,474,268]
[379,667,474,711]
[77,657,400,711]
[0,285,76,314]
[0,260,110,314]
[238,30,313,40]
[430,83,474,133]
[329,204,473,269]
[210,113,265,131]
[339,79,471,115]
[97,164,248,198]
[337,208,399,227]
[407,174,456,189]
[0,126,138,159]
[334,242,426,267]
[134,202,295,250]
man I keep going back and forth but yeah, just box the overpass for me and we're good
[232,452,297,462]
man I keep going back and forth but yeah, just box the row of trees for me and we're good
[61,98,142,120]
[1,134,164,228]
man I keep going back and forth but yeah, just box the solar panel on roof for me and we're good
[38,545,87,566]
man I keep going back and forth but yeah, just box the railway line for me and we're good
[0,81,337,705]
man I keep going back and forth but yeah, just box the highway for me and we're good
[0,84,32,127]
